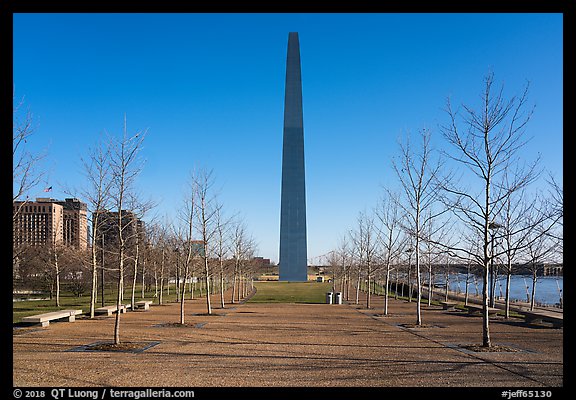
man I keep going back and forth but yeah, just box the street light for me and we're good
[488,221,502,308]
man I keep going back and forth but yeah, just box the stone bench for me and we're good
[95,304,127,316]
[134,300,153,310]
[466,304,499,317]
[21,309,83,327]
[522,310,563,328]
[439,301,458,311]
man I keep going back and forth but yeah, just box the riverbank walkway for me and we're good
[13,290,563,388]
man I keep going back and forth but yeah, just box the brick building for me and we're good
[13,198,88,250]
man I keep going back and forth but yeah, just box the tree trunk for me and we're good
[130,242,139,311]
[55,252,60,307]
[416,252,422,326]
[159,249,165,305]
[346,272,351,301]
[444,268,449,302]
[464,271,470,307]
[355,272,361,305]
[408,261,412,303]
[366,268,371,309]
[114,255,124,345]
[231,268,237,304]
[530,270,538,311]
[101,235,106,307]
[395,268,399,300]
[204,259,212,314]
[384,266,390,315]
[153,267,158,299]
[220,268,225,309]
[505,271,512,318]
[141,254,146,299]
[482,261,491,347]
[428,264,433,306]
[180,280,186,324]
[180,262,189,324]
[175,259,180,303]
[90,246,98,318]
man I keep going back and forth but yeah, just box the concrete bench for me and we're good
[439,301,458,311]
[466,304,499,317]
[134,300,153,310]
[95,304,127,316]
[523,310,563,328]
[21,309,83,327]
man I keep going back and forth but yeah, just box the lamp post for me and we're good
[488,221,501,308]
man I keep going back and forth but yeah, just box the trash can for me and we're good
[335,292,342,305]
[326,292,333,304]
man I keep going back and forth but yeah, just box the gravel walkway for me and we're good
[13,290,563,388]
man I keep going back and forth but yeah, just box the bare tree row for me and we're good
[13,110,259,346]
[327,72,562,347]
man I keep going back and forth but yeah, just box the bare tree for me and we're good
[108,116,147,345]
[13,92,46,214]
[44,209,66,307]
[392,128,445,326]
[214,205,232,309]
[192,168,220,315]
[78,136,113,318]
[335,236,352,301]
[326,235,352,299]
[13,93,47,269]
[324,251,338,293]
[144,223,160,300]
[521,193,562,311]
[64,249,92,298]
[230,218,256,304]
[39,234,65,307]
[350,211,380,309]
[438,72,539,347]
[421,211,456,306]
[173,237,189,324]
[124,197,155,312]
[375,191,404,315]
[349,229,362,305]
[497,179,539,318]
[421,210,438,305]
[147,220,171,305]
[174,169,209,324]
[545,173,563,253]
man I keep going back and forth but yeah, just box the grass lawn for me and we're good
[249,281,333,304]
[12,284,199,324]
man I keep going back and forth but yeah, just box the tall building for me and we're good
[94,210,146,250]
[279,32,308,281]
[56,198,89,250]
[13,198,88,250]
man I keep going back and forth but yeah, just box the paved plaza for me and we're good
[13,291,563,388]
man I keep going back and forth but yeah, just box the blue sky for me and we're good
[13,13,563,263]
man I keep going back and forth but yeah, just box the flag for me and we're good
[44,186,52,192]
